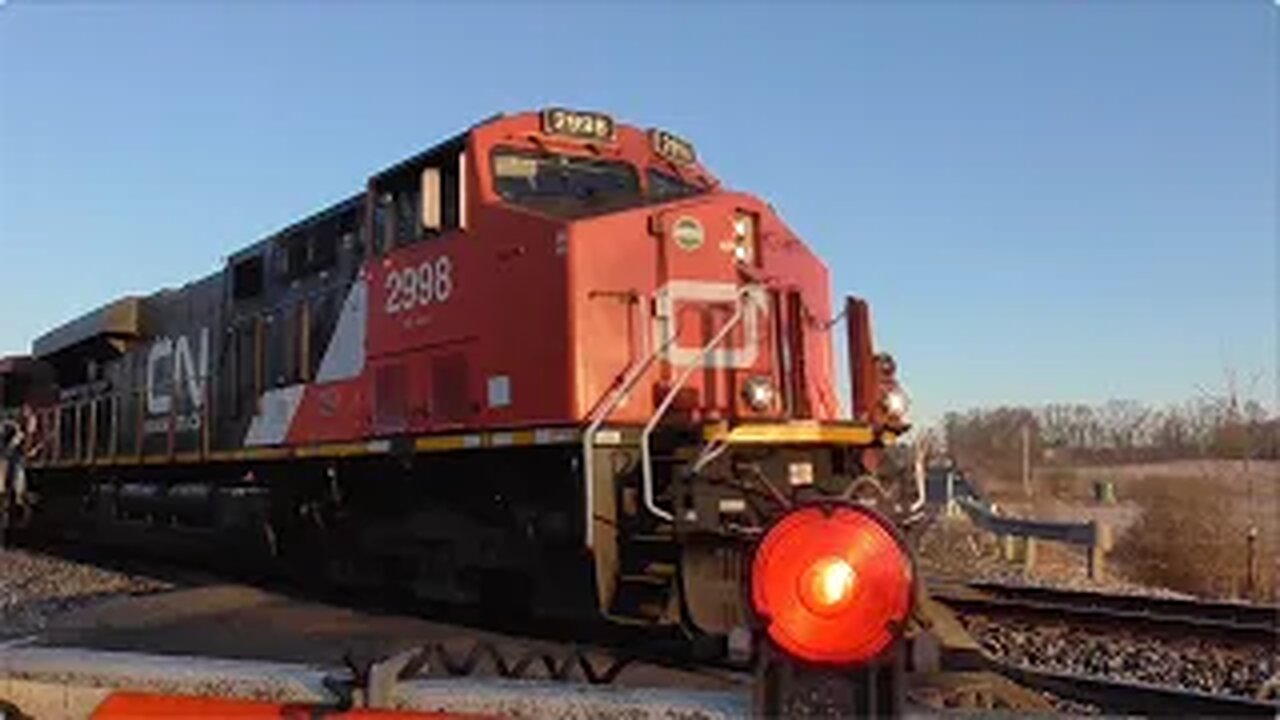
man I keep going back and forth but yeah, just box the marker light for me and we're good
[732,213,756,264]
[750,504,914,665]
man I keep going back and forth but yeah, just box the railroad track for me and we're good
[997,662,1279,717]
[927,579,1280,714]
[931,579,1279,642]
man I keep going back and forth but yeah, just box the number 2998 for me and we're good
[384,256,453,314]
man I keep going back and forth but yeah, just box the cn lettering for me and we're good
[146,328,209,415]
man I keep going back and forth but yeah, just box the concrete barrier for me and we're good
[0,645,343,719]
[389,679,746,720]
[0,644,747,720]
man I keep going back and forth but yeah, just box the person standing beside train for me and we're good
[0,405,37,546]
[0,413,18,546]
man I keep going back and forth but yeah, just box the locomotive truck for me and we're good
[1,108,915,673]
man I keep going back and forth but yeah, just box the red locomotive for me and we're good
[1,108,913,667]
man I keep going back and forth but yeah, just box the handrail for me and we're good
[580,297,688,548]
[23,373,220,468]
[640,288,757,523]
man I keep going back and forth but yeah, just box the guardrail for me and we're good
[927,467,1104,578]
[955,496,1097,547]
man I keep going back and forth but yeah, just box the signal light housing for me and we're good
[749,503,914,665]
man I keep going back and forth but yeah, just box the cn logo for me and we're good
[146,328,209,416]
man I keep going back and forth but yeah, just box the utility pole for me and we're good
[1245,525,1258,601]
[1021,424,1031,499]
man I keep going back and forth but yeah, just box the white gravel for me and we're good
[0,549,172,637]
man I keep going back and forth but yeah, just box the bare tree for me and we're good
[944,378,1275,466]
[1194,365,1268,467]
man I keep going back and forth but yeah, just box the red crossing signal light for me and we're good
[750,503,914,665]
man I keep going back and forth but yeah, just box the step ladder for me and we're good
[608,527,680,622]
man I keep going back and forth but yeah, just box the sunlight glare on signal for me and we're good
[807,557,855,608]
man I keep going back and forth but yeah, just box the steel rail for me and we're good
[932,581,1279,641]
[993,661,1279,717]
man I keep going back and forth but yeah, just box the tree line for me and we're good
[942,397,1278,467]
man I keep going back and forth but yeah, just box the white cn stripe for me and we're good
[315,278,367,383]
[244,385,307,447]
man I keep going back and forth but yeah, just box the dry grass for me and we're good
[1048,461,1278,602]
[956,458,1277,600]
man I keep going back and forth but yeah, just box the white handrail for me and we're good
[640,289,757,523]
[580,299,686,548]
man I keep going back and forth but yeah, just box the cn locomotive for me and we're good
[1,108,914,665]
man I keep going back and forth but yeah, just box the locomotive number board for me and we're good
[541,108,615,142]
[650,129,697,166]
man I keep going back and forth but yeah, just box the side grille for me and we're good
[431,353,469,422]
[374,362,408,430]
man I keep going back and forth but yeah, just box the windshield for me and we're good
[647,169,705,202]
[493,149,642,219]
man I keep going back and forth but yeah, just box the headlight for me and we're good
[742,376,776,411]
[883,386,910,419]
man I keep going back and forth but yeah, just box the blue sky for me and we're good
[1,2,1275,427]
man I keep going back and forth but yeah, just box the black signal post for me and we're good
[753,637,906,719]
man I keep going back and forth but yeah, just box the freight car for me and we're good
[1,108,914,665]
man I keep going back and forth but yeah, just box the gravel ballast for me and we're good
[919,513,1275,705]
[0,549,172,637]
[962,613,1275,699]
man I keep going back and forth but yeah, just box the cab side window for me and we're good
[372,140,466,255]
[277,204,358,282]
[439,158,461,230]
[375,187,420,252]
